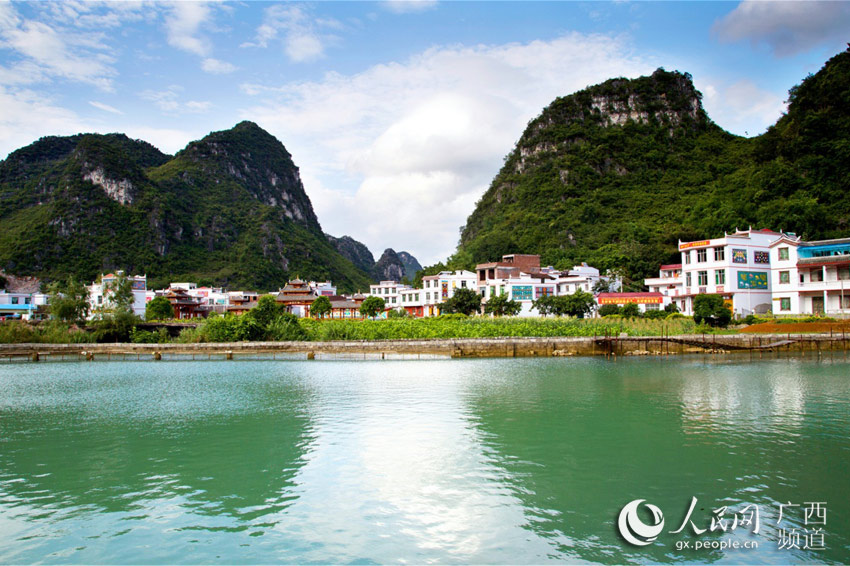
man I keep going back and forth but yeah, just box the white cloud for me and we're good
[0,87,90,159]
[201,57,237,74]
[164,1,212,57]
[122,126,197,155]
[713,1,850,57]
[244,4,340,63]
[239,33,653,264]
[383,1,439,14]
[697,78,786,137]
[0,4,116,90]
[140,86,212,115]
[89,100,124,115]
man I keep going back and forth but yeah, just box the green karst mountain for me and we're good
[0,121,372,292]
[455,47,850,285]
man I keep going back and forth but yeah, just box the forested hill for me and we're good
[0,121,373,292]
[454,47,850,284]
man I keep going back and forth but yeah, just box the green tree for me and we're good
[664,302,680,314]
[563,290,596,318]
[310,295,332,319]
[621,303,640,318]
[597,304,621,317]
[532,295,556,316]
[247,295,285,327]
[485,293,521,316]
[693,294,732,327]
[145,296,174,321]
[48,276,90,323]
[359,296,386,319]
[103,273,134,315]
[440,288,481,316]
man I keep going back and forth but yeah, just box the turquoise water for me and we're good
[0,356,848,564]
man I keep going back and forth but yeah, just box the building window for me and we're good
[686,272,692,287]
[11,296,18,304]
[461,280,467,288]
[780,298,791,311]
[714,247,725,261]
[697,271,708,286]
[684,251,691,264]
[25,297,31,304]
[779,271,790,284]
[715,270,726,285]
[838,268,850,281]
[778,247,789,261]
[697,249,707,263]
[811,270,824,282]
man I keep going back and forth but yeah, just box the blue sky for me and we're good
[1,1,848,265]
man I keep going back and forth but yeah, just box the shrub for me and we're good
[693,294,732,327]
[621,303,640,318]
[145,297,174,321]
[267,314,307,341]
[597,304,621,317]
[130,327,170,343]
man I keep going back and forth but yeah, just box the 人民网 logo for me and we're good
[618,499,665,546]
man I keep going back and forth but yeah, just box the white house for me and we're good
[369,280,411,310]
[644,264,683,309]
[770,235,850,316]
[678,229,783,317]
[89,271,147,318]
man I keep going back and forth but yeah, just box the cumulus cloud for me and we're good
[201,57,237,74]
[713,1,850,57]
[239,33,654,263]
[0,87,90,158]
[164,1,213,57]
[697,78,786,137]
[0,3,117,90]
[243,4,340,63]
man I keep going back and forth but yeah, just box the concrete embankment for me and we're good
[1,333,849,362]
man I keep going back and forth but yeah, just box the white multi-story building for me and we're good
[310,281,337,297]
[369,280,410,310]
[89,271,147,318]
[678,229,783,317]
[480,272,557,317]
[417,270,477,316]
[644,264,683,309]
[770,235,850,316]
[555,263,612,295]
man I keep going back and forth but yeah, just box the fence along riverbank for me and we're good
[1,333,849,362]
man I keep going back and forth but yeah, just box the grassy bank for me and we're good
[1,314,708,344]
[174,314,701,343]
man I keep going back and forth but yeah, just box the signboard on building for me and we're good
[732,249,748,264]
[441,282,448,299]
[598,295,663,305]
[737,271,768,289]
[754,251,770,264]
[512,286,533,301]
[679,240,711,250]
[534,286,555,298]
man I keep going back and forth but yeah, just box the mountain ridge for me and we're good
[0,122,373,292]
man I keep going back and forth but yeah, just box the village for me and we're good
[2,228,849,322]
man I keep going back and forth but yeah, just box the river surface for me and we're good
[0,356,848,564]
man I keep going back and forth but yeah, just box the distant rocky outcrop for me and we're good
[397,251,422,280]
[372,249,406,282]
[326,234,376,274]
[0,122,372,292]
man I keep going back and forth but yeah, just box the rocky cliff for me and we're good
[455,53,850,281]
[0,122,372,292]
